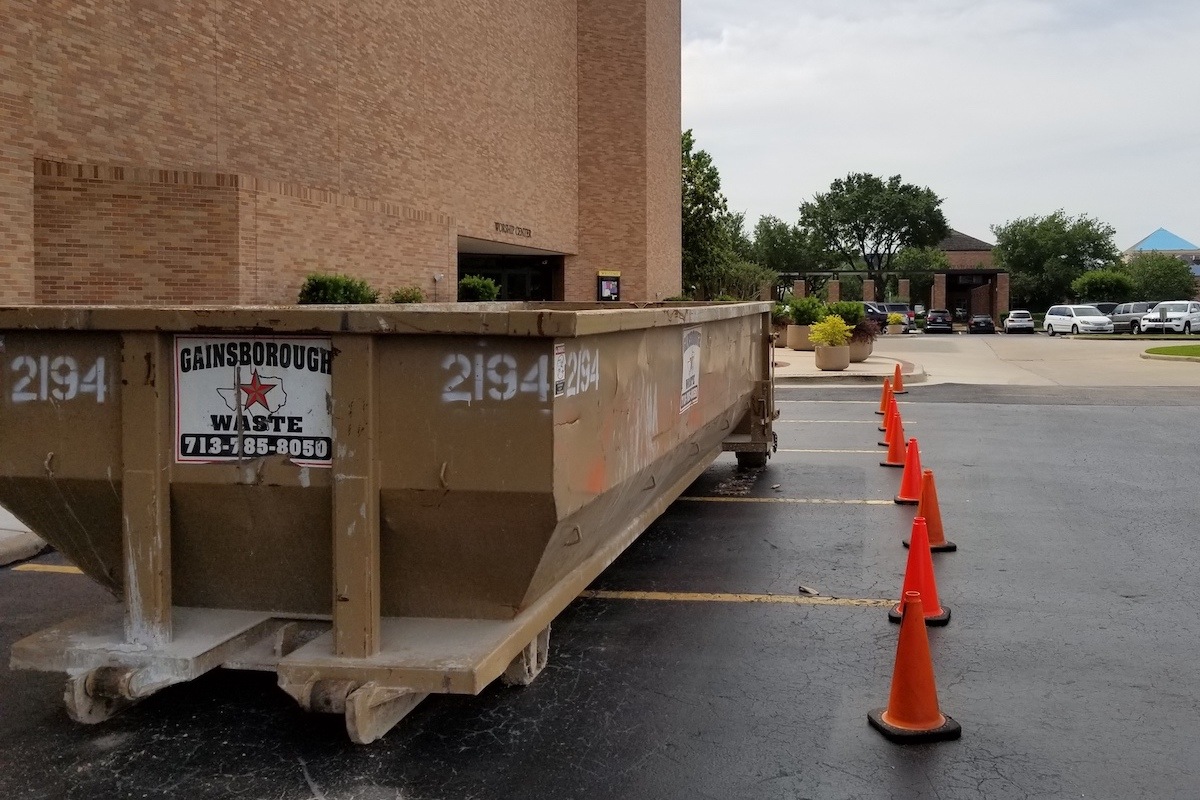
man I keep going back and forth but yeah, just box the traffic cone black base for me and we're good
[868,709,961,744]
[888,604,951,626]
[903,538,958,552]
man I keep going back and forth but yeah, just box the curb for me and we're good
[774,360,927,386]
[1139,352,1200,363]
[0,530,48,567]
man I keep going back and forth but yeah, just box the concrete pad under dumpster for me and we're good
[0,302,776,742]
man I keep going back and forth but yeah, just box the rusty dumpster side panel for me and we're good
[0,301,773,741]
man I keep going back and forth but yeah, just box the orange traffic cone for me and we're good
[892,363,907,394]
[894,438,923,505]
[878,401,896,445]
[889,517,950,625]
[868,590,961,744]
[905,469,957,552]
[875,377,892,415]
[878,387,893,431]
[881,425,907,467]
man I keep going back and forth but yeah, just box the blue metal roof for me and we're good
[1127,228,1199,252]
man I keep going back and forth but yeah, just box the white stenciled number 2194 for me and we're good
[9,355,107,403]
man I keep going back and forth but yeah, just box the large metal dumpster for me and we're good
[0,301,775,742]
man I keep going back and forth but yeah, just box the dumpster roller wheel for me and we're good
[502,625,550,687]
[64,667,176,724]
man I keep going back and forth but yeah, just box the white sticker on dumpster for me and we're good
[174,336,333,467]
[681,326,701,413]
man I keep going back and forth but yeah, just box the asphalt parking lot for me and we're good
[3,376,1200,798]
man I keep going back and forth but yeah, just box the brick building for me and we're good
[0,0,681,305]
[931,229,1009,319]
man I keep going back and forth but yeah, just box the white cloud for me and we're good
[683,0,1200,247]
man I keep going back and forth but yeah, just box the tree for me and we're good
[1070,270,1134,303]
[892,246,949,306]
[1122,252,1197,301]
[990,211,1120,310]
[681,130,733,297]
[798,173,950,301]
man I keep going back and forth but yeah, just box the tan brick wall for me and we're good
[0,2,35,302]
[575,0,682,301]
[945,250,994,270]
[7,0,676,304]
[644,0,682,299]
[34,161,240,304]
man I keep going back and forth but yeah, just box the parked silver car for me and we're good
[1110,302,1159,334]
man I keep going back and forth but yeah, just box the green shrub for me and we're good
[807,315,853,347]
[297,273,380,304]
[887,312,906,326]
[458,275,501,302]
[771,303,793,326]
[788,296,827,325]
[826,300,865,325]
[390,286,425,303]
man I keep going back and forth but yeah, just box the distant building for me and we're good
[1122,228,1200,263]
[931,230,1008,319]
[1123,228,1200,299]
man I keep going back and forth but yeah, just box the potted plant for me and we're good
[807,314,853,371]
[886,312,906,334]
[787,296,826,351]
[771,302,793,341]
[849,319,880,363]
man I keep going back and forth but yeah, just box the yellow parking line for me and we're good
[11,563,82,574]
[778,448,878,453]
[680,497,893,505]
[776,420,886,424]
[580,589,893,608]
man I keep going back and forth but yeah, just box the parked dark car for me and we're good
[968,314,996,334]
[862,302,889,326]
[924,309,954,334]
[1093,302,1119,315]
[1109,301,1159,334]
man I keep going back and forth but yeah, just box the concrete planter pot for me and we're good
[848,340,872,363]
[814,345,850,371]
[787,324,814,351]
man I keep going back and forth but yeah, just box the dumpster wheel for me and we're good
[64,667,176,724]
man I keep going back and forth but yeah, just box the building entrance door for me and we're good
[457,254,562,301]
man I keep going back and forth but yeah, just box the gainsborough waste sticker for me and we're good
[175,336,333,467]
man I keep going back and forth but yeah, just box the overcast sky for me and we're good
[681,0,1200,250]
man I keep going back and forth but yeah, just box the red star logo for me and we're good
[239,370,276,410]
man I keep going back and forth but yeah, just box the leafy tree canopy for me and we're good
[1070,270,1134,303]
[681,130,733,296]
[1121,252,1198,301]
[991,211,1120,310]
[798,173,950,301]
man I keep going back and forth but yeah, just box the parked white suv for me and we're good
[1139,300,1200,334]
[1043,305,1114,336]
[1003,310,1035,334]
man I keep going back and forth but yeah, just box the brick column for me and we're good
[827,279,840,303]
[792,279,805,298]
[0,6,36,303]
[995,273,1010,317]
[932,273,946,310]
[898,279,910,303]
[861,279,875,303]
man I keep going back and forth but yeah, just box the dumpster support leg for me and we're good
[120,333,173,646]
[330,335,381,659]
[346,683,429,745]
[502,625,550,686]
